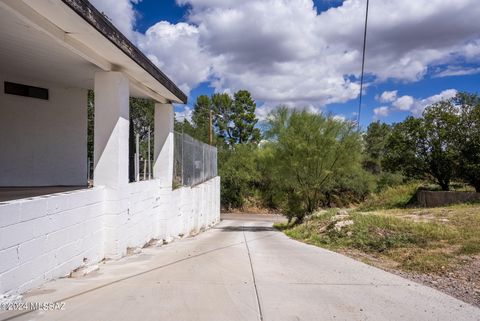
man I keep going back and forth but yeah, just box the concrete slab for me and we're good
[0,187,86,202]
[1,216,478,321]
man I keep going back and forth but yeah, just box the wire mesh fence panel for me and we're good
[173,131,183,186]
[173,132,218,187]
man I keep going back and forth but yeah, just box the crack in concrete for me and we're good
[243,224,264,321]
[1,231,277,321]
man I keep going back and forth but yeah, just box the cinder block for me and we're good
[46,194,70,215]
[65,190,86,209]
[32,216,52,238]
[44,228,71,253]
[0,262,32,294]
[0,221,35,250]
[18,237,46,265]
[20,198,48,222]
[0,202,22,228]
[0,246,19,274]
[54,242,78,265]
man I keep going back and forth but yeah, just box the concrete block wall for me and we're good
[0,74,88,187]
[0,177,220,295]
[0,187,105,294]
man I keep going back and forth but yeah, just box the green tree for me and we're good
[455,92,480,192]
[267,108,363,221]
[212,93,234,146]
[383,101,460,191]
[218,144,260,209]
[191,95,212,143]
[422,100,460,190]
[383,117,424,179]
[174,118,196,137]
[213,91,261,146]
[363,121,391,174]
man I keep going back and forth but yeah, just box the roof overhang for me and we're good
[0,0,187,104]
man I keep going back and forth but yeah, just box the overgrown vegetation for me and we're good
[179,90,480,221]
[277,203,480,273]
[358,183,420,211]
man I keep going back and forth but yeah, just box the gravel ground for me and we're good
[341,249,480,308]
[392,256,480,308]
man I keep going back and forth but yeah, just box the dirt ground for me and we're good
[340,248,480,307]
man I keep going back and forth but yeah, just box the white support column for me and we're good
[93,72,130,259]
[93,72,130,189]
[154,103,174,188]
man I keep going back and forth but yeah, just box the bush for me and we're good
[374,172,405,193]
[218,144,259,209]
[265,108,365,221]
[359,183,420,211]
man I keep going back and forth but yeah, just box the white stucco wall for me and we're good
[0,74,87,187]
[0,177,220,295]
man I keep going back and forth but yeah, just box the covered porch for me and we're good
[0,0,187,201]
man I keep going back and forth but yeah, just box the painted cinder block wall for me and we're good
[0,177,220,295]
[0,74,88,187]
[0,71,220,296]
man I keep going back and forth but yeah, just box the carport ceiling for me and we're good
[0,7,149,98]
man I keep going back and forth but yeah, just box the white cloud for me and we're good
[373,106,390,117]
[137,22,212,95]
[380,89,458,116]
[377,90,398,103]
[434,66,480,78]
[411,89,458,115]
[92,0,480,117]
[175,106,193,122]
[392,96,415,111]
[89,0,140,40]
[333,114,346,122]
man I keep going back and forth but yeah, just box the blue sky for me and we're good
[92,0,480,129]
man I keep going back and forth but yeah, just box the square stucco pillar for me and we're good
[154,103,174,188]
[93,72,130,259]
[93,72,130,188]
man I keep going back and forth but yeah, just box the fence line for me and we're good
[174,132,218,187]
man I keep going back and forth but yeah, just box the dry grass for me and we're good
[276,204,480,273]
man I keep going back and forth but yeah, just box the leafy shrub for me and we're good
[218,144,259,209]
[359,183,420,211]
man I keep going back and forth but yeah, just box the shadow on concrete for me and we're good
[215,226,277,232]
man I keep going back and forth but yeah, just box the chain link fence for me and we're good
[174,132,218,187]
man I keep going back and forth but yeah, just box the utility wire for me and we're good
[357,0,370,130]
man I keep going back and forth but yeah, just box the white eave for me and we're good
[0,0,187,104]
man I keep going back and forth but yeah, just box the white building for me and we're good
[0,0,220,295]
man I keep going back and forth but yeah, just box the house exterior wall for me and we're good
[0,74,87,187]
[0,177,220,295]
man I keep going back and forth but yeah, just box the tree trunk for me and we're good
[474,182,480,193]
[439,181,450,191]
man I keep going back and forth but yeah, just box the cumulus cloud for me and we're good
[373,106,390,118]
[378,89,458,117]
[377,90,398,103]
[93,0,480,116]
[411,89,458,115]
[137,22,213,94]
[434,66,480,78]
[333,114,347,122]
[392,96,415,111]
[90,0,140,40]
[175,105,193,122]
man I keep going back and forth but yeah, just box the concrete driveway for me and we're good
[1,214,479,321]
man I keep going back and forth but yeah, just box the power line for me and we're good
[357,0,370,130]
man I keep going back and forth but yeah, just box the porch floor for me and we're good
[0,186,87,202]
